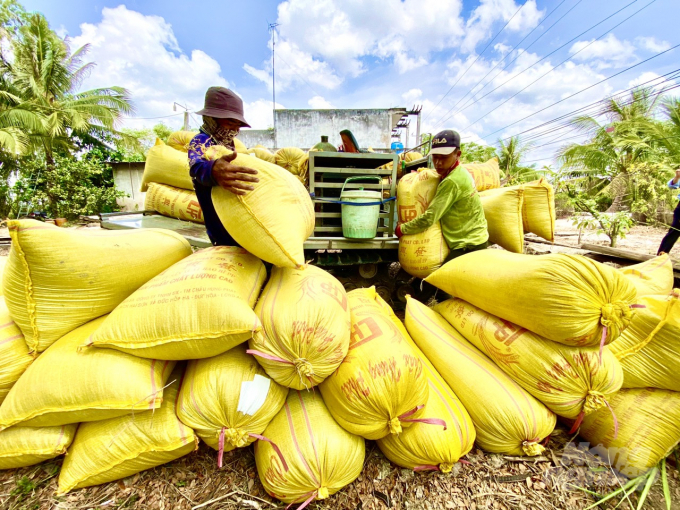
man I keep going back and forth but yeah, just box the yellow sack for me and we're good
[208,146,315,268]
[460,158,500,192]
[177,345,288,462]
[319,287,429,440]
[0,317,175,430]
[405,297,555,455]
[234,137,248,154]
[426,251,637,347]
[619,255,674,298]
[140,139,192,192]
[255,390,364,507]
[376,298,475,471]
[0,256,5,296]
[58,367,195,493]
[402,151,423,162]
[0,298,32,405]
[397,169,450,278]
[248,265,350,389]
[275,147,306,182]
[482,179,555,241]
[145,182,204,223]
[88,247,266,360]
[436,298,623,420]
[248,147,277,163]
[0,424,76,469]
[3,220,191,353]
[479,187,524,253]
[609,291,680,391]
[167,130,198,152]
[578,388,680,477]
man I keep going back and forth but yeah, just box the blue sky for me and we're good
[21,0,679,164]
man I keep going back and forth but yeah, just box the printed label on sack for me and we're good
[237,375,271,416]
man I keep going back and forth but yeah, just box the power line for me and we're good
[430,0,579,129]
[434,0,643,130]
[422,2,526,122]
[502,69,680,143]
[470,46,679,144]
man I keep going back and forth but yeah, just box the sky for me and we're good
[20,0,680,166]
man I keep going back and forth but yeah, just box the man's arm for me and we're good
[188,135,259,194]
[669,169,680,188]
[400,180,457,236]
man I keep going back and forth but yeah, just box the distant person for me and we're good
[188,86,259,246]
[657,167,680,256]
[395,129,489,262]
[338,129,366,153]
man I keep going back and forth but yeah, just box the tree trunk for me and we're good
[606,172,629,212]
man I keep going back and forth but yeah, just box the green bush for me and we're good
[11,154,127,219]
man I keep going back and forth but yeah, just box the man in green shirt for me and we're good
[395,129,489,262]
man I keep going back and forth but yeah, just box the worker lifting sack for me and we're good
[0,298,32,405]
[208,146,315,269]
[144,183,204,224]
[87,246,266,360]
[140,139,193,191]
[255,390,365,508]
[0,424,77,469]
[425,251,638,347]
[176,345,288,465]
[405,297,556,456]
[377,296,475,471]
[58,366,196,493]
[608,291,680,391]
[2,219,191,353]
[0,317,175,430]
[248,265,350,390]
[319,287,429,440]
[397,168,450,278]
[479,187,525,253]
[618,254,674,298]
[436,298,623,421]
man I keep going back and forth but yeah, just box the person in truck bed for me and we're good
[188,86,259,246]
[658,166,680,256]
[395,129,489,263]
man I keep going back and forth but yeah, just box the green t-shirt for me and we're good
[400,167,489,250]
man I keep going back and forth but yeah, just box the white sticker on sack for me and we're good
[237,374,271,416]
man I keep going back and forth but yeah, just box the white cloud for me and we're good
[494,43,512,55]
[69,5,230,130]
[569,33,637,70]
[244,0,467,90]
[402,88,423,105]
[463,0,544,53]
[635,36,671,53]
[242,99,285,129]
[244,38,344,91]
[308,95,334,109]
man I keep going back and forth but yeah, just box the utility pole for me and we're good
[173,102,189,130]
[269,22,279,149]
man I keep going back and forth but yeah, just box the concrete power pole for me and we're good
[269,23,279,149]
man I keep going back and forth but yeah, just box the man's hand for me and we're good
[212,152,259,195]
[675,168,680,179]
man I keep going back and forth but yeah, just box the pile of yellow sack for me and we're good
[2,214,679,503]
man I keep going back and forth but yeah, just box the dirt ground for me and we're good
[1,218,679,510]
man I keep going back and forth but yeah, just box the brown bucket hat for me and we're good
[195,86,251,127]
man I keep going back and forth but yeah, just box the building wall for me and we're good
[236,129,275,149]
[238,108,406,150]
[111,162,146,212]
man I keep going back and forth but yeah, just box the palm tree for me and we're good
[557,88,662,211]
[496,136,538,184]
[2,13,134,164]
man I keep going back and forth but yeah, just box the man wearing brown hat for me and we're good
[188,86,259,246]
[396,129,488,262]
